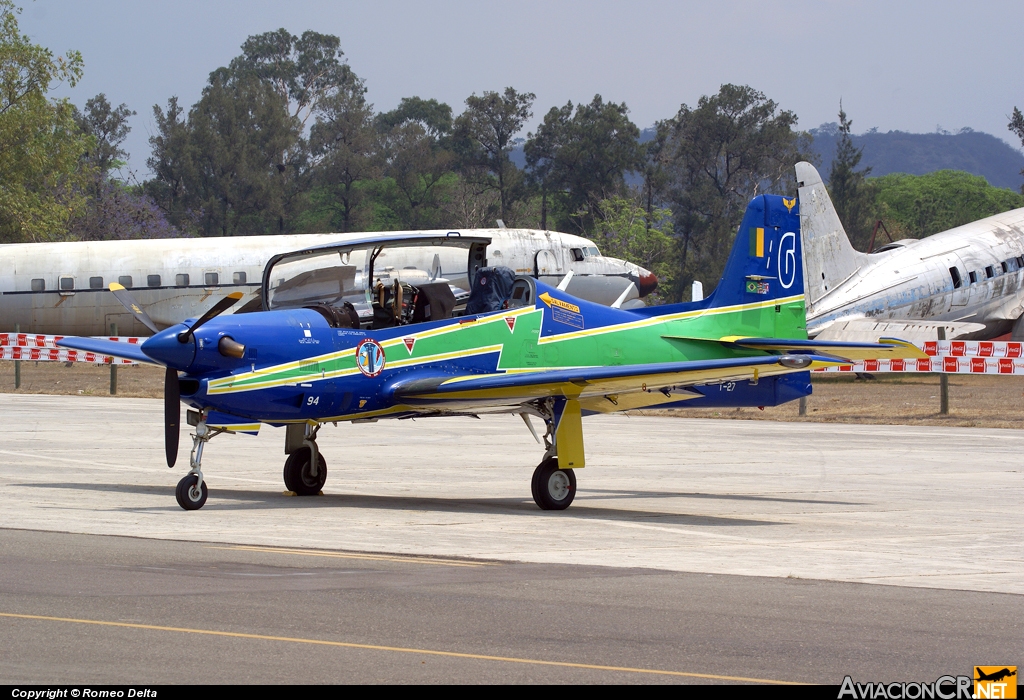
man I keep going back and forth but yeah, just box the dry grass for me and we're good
[3,361,1023,429]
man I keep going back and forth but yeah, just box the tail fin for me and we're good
[655,193,807,340]
[706,193,804,309]
[795,161,867,314]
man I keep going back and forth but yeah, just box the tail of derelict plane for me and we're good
[794,161,868,317]
[635,192,808,339]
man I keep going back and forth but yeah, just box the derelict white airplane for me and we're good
[796,161,1024,342]
[0,227,657,336]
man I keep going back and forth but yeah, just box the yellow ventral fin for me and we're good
[555,399,585,469]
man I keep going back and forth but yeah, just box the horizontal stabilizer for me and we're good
[725,336,927,361]
[812,319,986,343]
[56,337,153,364]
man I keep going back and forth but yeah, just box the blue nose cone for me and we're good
[142,326,196,370]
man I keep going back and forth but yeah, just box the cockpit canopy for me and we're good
[261,233,491,327]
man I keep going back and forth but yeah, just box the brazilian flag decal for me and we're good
[749,227,764,257]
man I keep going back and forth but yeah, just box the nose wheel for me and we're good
[531,457,576,510]
[175,473,208,510]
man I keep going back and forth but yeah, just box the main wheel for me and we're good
[531,457,576,510]
[175,473,208,511]
[283,447,327,496]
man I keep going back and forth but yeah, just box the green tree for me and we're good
[373,117,456,230]
[872,170,1024,239]
[304,75,377,232]
[147,68,300,237]
[453,87,534,225]
[524,96,642,235]
[594,195,674,304]
[0,0,90,242]
[828,103,876,250]
[1010,106,1024,194]
[230,28,353,129]
[655,84,809,300]
[73,93,135,175]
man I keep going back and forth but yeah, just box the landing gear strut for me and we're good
[283,423,327,496]
[175,418,223,511]
[528,399,578,510]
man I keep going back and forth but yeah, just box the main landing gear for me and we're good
[527,399,580,511]
[175,418,224,511]
[283,423,327,496]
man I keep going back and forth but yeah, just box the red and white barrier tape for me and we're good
[0,346,136,364]
[814,356,1024,375]
[3,332,1024,374]
[1,333,141,365]
[0,333,142,349]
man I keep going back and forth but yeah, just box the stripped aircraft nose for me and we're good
[636,270,659,297]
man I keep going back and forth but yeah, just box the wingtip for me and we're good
[109,282,125,291]
[227,292,245,300]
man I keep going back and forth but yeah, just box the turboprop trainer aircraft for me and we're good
[58,195,924,511]
[797,161,1024,342]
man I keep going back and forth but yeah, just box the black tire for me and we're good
[283,447,327,496]
[175,473,208,511]
[531,457,576,510]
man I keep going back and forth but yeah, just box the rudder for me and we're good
[795,161,867,315]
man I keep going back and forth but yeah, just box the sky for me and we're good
[19,0,1024,176]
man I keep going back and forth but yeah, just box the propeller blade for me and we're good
[108,283,158,334]
[177,292,244,343]
[165,367,180,468]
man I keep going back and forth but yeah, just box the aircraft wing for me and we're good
[56,337,154,364]
[811,319,986,343]
[391,354,842,413]
[720,336,928,361]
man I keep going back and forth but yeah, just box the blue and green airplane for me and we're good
[59,194,924,511]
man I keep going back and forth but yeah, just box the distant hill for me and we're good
[809,126,1024,190]
[510,126,1024,192]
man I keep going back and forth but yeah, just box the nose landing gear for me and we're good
[175,418,224,511]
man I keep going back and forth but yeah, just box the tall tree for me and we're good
[69,93,179,240]
[230,28,352,129]
[828,102,876,249]
[305,75,377,231]
[0,0,90,242]
[73,93,135,175]
[1010,106,1024,194]
[453,87,534,225]
[656,84,809,300]
[524,95,641,234]
[147,68,300,237]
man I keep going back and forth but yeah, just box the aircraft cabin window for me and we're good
[985,266,995,279]
[570,248,585,262]
[949,267,962,289]
[90,276,103,289]
[1018,257,1024,268]
[147,274,161,287]
[31,278,45,292]
[233,271,246,284]
[1002,262,1010,273]
[205,272,219,286]
[176,274,189,287]
[59,277,74,291]
[968,271,978,284]
[118,275,133,288]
